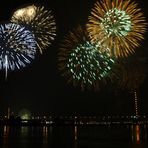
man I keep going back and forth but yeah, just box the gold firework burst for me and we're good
[87,0,147,58]
[11,4,56,54]
[110,57,146,90]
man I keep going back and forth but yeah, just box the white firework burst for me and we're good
[0,23,37,79]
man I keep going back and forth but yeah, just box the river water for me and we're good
[0,124,148,148]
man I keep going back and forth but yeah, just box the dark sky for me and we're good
[0,0,148,116]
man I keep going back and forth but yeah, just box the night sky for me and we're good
[0,0,148,116]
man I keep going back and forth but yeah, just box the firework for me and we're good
[87,0,147,58]
[58,26,115,91]
[11,5,56,54]
[110,57,146,90]
[0,23,36,79]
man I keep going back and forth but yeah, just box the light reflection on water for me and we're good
[3,126,10,148]
[0,124,148,148]
[131,124,148,148]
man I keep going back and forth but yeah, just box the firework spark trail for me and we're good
[4,55,8,80]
